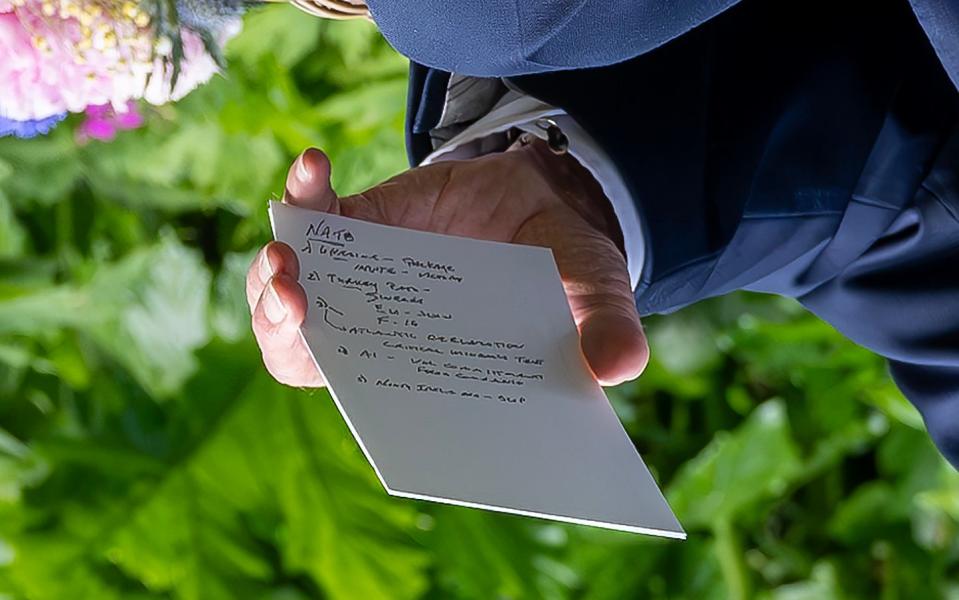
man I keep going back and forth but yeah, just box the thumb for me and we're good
[552,221,648,386]
[579,304,649,386]
[284,148,340,214]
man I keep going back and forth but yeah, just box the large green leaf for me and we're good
[3,346,427,599]
[0,236,210,398]
[667,400,803,528]
[425,509,576,600]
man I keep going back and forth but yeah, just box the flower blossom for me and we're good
[0,0,240,123]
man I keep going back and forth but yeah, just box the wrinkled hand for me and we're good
[246,143,648,388]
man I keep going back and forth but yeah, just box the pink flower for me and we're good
[77,101,144,142]
[0,1,240,122]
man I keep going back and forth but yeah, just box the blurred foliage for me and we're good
[0,6,957,599]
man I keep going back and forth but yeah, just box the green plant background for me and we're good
[1,9,957,599]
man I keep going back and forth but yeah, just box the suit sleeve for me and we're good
[799,134,959,468]
[403,0,959,467]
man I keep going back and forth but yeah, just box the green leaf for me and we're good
[0,132,82,207]
[274,391,429,600]
[0,235,211,398]
[3,346,427,599]
[211,251,257,343]
[828,481,898,544]
[767,561,843,600]
[646,312,721,376]
[426,510,575,600]
[667,399,803,528]
[0,427,48,504]
[86,235,212,398]
[314,79,409,133]
[227,5,323,68]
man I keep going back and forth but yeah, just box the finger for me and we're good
[578,300,649,387]
[518,212,648,386]
[246,241,300,313]
[566,239,648,386]
[284,147,340,214]
[252,273,325,387]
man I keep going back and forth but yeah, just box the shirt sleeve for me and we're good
[421,93,646,290]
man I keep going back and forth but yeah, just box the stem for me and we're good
[713,518,750,600]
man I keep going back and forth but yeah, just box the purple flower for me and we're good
[0,113,66,139]
[77,102,145,143]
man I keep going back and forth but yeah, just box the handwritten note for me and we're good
[269,201,683,538]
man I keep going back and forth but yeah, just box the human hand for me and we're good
[247,143,648,387]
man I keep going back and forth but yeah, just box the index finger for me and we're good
[246,241,300,313]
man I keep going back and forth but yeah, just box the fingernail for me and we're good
[264,280,287,324]
[295,153,311,183]
[259,248,274,284]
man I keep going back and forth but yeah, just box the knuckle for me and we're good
[578,294,638,321]
[562,263,631,300]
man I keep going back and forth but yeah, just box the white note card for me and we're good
[269,201,683,538]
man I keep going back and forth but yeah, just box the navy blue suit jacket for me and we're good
[383,0,959,467]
